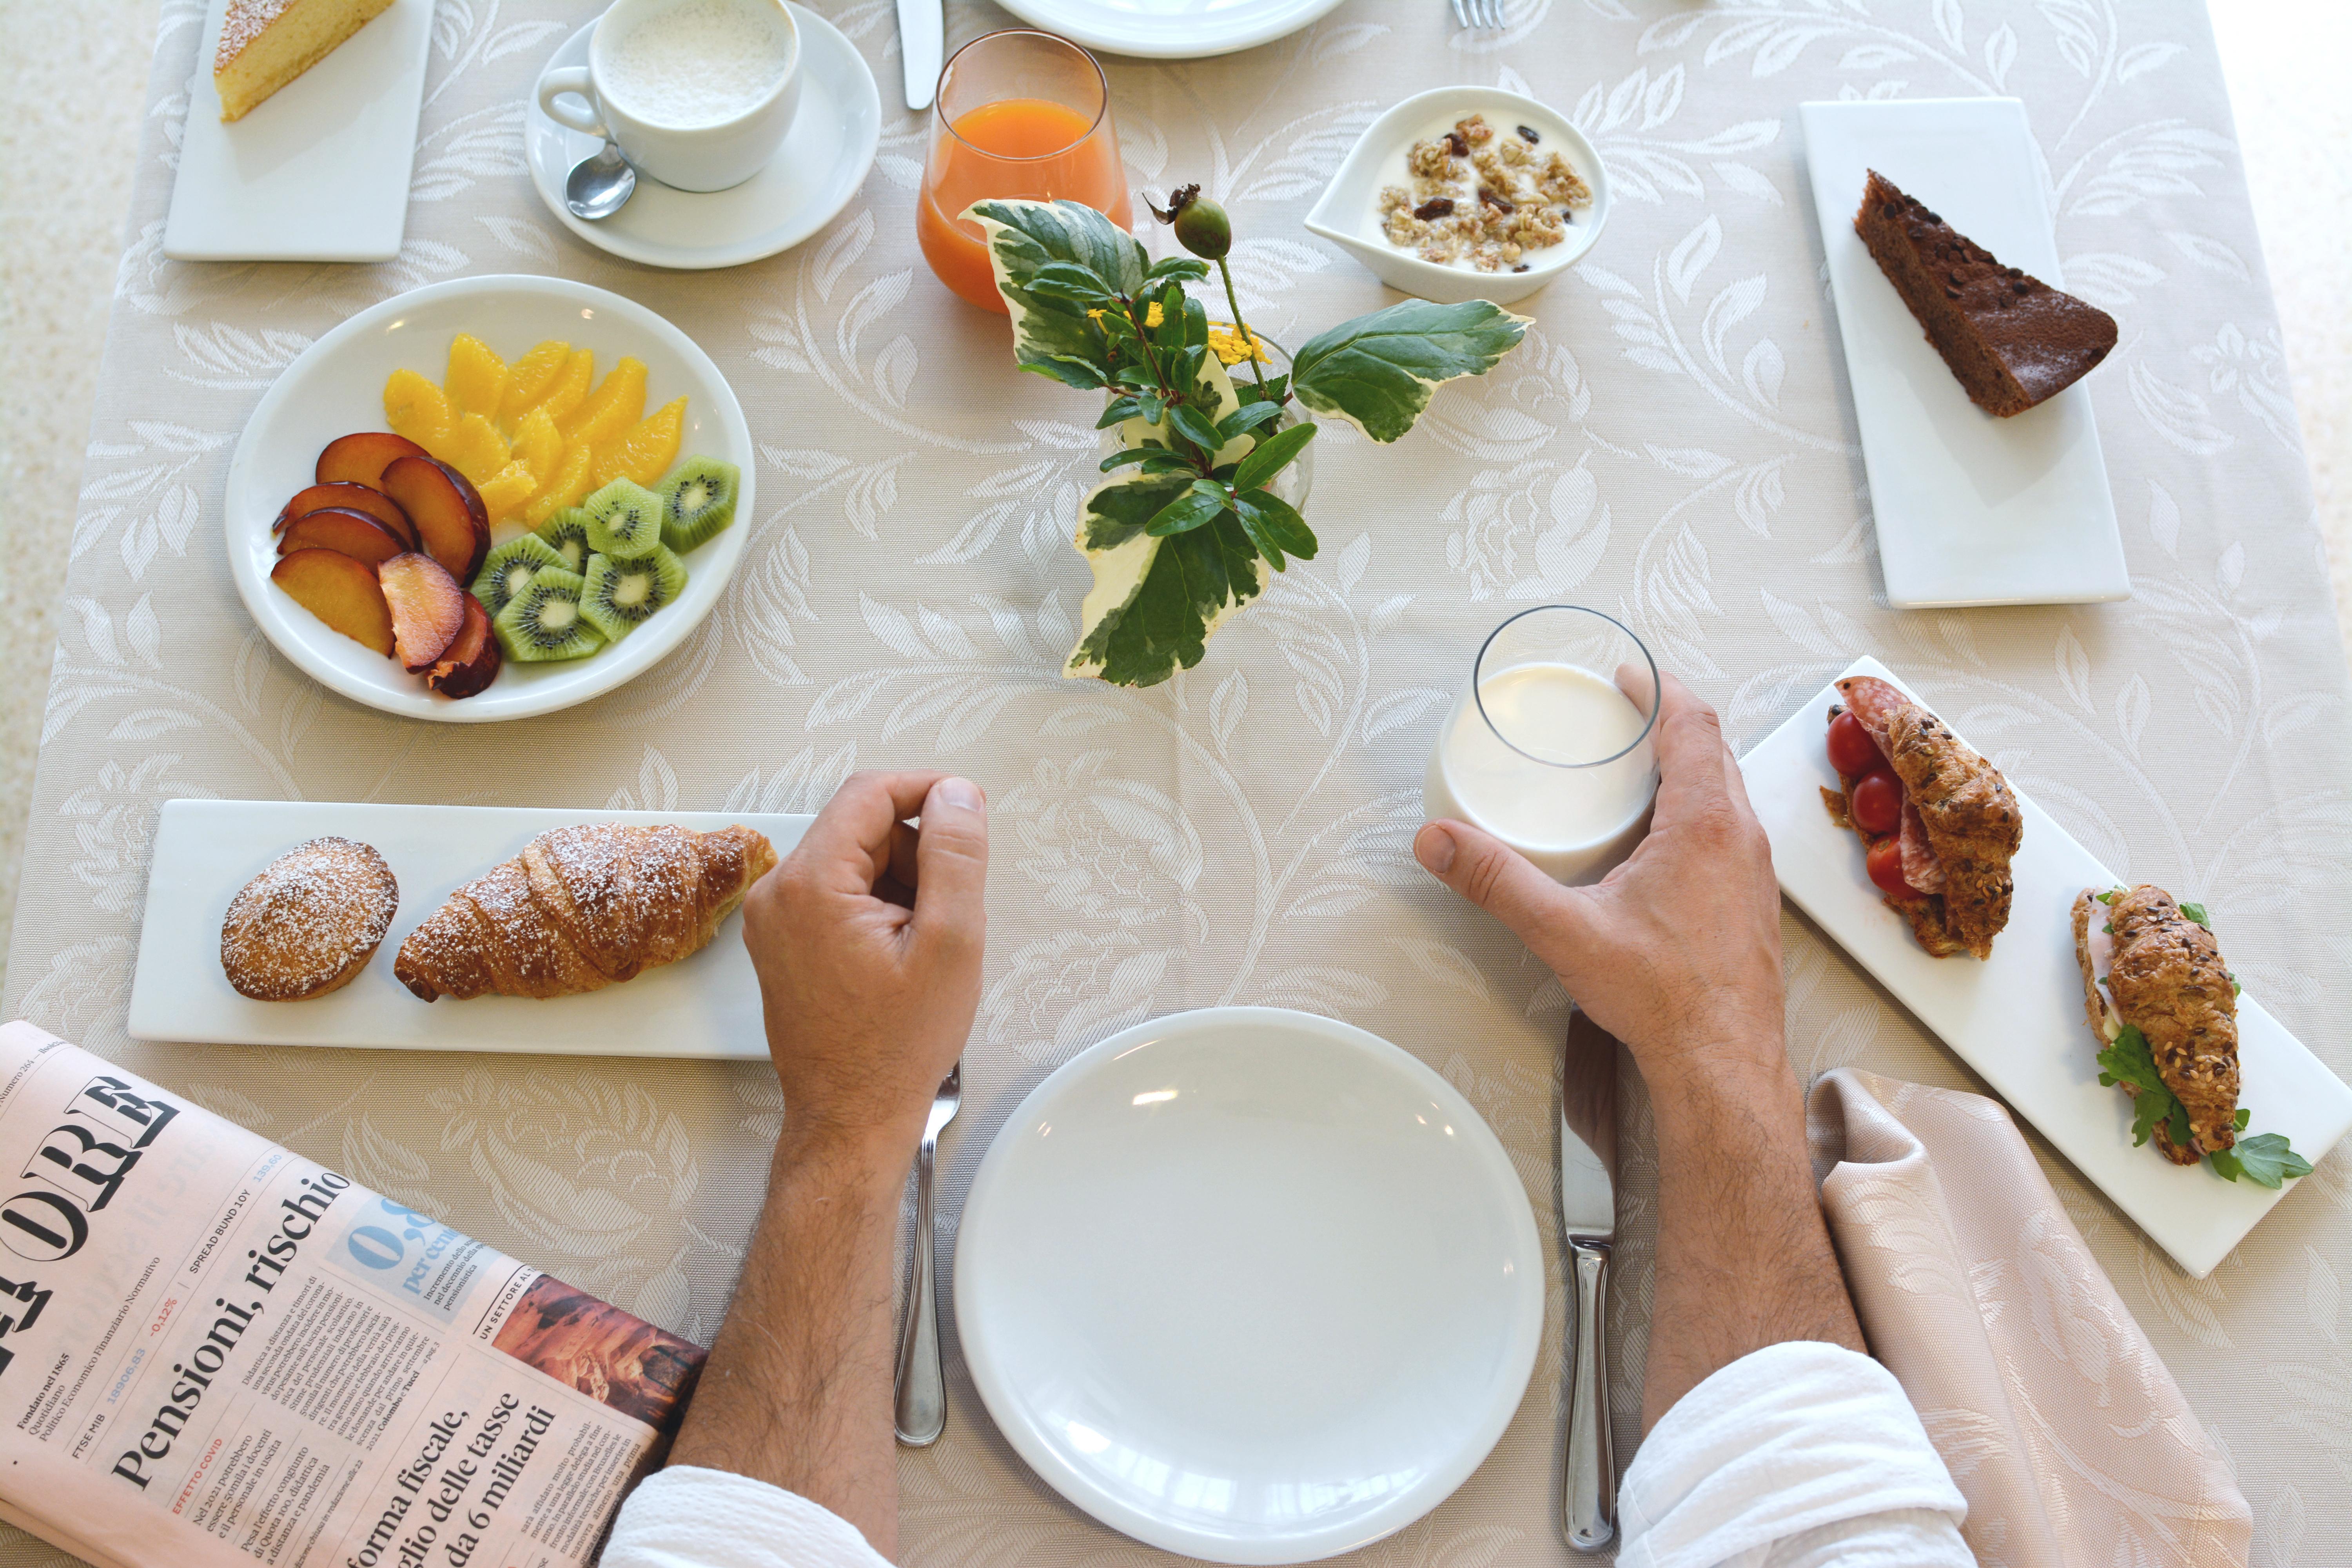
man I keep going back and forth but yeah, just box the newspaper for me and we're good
[0,1022,705,1568]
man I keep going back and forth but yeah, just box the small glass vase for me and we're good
[1097,339,1313,510]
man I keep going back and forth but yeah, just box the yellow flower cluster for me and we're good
[1085,301,1267,368]
[1206,323,1270,367]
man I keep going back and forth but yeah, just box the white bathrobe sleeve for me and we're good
[1614,1340,1976,1568]
[606,1343,1970,1568]
[603,1466,894,1568]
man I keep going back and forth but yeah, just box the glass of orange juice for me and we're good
[917,30,1132,312]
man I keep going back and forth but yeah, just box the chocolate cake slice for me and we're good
[1853,169,2117,417]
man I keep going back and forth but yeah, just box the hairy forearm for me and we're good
[1638,1045,1864,1431]
[668,1127,915,1555]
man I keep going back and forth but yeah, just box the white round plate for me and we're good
[956,1007,1543,1565]
[225,274,753,723]
[525,6,880,270]
[995,0,1352,60]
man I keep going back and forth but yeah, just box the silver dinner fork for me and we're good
[1451,0,1507,30]
[893,1059,961,1446]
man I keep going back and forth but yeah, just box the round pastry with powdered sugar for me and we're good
[220,836,399,1001]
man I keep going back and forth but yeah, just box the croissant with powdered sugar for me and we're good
[394,823,776,1001]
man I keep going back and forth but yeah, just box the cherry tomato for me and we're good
[1866,837,1917,899]
[1826,710,1880,777]
[1850,767,1904,836]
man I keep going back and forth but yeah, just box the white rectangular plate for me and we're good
[129,801,813,1058]
[1799,98,2130,609]
[163,0,432,263]
[1741,658,2352,1278]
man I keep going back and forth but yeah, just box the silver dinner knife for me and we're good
[1560,1009,1618,1552]
[897,0,943,112]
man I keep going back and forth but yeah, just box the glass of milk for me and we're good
[1423,606,1661,885]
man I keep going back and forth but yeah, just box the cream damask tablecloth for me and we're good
[7,1,2348,1563]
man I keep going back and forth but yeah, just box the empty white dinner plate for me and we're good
[993,0,1352,60]
[223,274,753,722]
[525,7,880,270]
[956,1007,1544,1565]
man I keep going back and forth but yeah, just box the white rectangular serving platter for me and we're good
[1741,657,2352,1278]
[129,801,813,1058]
[1799,98,2130,610]
[163,0,432,262]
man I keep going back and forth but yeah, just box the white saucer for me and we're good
[525,5,880,271]
[955,1007,1544,1565]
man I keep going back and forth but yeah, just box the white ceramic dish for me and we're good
[525,8,879,271]
[224,274,754,722]
[1307,87,1608,307]
[993,0,1350,59]
[956,1007,1544,1565]
[127,800,811,1057]
[164,0,431,262]
[1799,98,2130,609]
[1739,657,2352,1278]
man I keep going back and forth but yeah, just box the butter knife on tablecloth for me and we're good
[897,0,944,111]
[1560,1009,1617,1551]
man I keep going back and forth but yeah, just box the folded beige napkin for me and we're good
[1806,1069,2252,1568]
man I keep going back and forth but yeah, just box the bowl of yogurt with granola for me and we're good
[1306,87,1609,305]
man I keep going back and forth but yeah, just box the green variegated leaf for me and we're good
[1290,299,1532,441]
[1068,508,1263,686]
[966,199,1147,387]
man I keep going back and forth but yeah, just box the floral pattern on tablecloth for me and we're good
[8,1,2351,1563]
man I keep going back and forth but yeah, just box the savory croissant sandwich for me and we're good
[1821,676,2022,958]
[2074,884,2309,1185]
[395,823,776,1001]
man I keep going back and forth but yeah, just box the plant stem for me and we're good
[1216,257,1272,399]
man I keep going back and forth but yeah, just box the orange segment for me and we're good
[498,339,571,432]
[441,412,512,487]
[512,407,564,485]
[592,397,686,488]
[529,349,595,427]
[445,334,508,420]
[521,443,596,527]
[476,461,541,523]
[384,368,454,449]
[559,356,646,445]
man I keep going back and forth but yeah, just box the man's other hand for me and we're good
[743,771,989,1149]
[1414,673,1782,1090]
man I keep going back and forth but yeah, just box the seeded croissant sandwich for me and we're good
[2074,885,2310,1187]
[1821,676,2021,958]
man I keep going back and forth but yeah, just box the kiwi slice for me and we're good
[491,566,604,662]
[584,479,663,559]
[535,507,593,573]
[657,457,740,553]
[579,547,688,642]
[473,533,568,617]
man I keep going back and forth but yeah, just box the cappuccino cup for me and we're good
[537,0,803,193]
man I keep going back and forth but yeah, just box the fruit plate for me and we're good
[1738,656,2352,1278]
[1798,98,2130,609]
[127,800,812,1058]
[224,275,755,722]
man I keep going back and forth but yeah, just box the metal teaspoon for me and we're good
[564,139,637,221]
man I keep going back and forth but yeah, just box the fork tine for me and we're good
[1450,0,1470,29]
[1484,0,1506,27]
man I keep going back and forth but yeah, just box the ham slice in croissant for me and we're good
[394,824,777,1001]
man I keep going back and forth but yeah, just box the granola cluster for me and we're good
[1377,114,1592,272]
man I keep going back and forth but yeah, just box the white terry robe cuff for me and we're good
[603,1465,894,1568]
[1615,1341,1972,1568]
